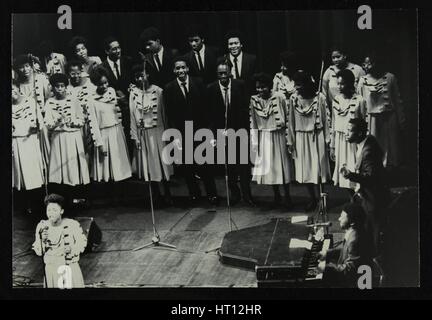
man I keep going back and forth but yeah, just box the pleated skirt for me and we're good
[368,111,401,167]
[48,130,90,186]
[12,134,45,190]
[131,126,173,182]
[332,131,357,189]
[293,130,330,184]
[252,129,294,185]
[92,124,132,182]
[44,258,84,288]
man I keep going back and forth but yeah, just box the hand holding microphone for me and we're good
[39,223,49,242]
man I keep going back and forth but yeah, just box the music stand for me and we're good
[133,70,176,252]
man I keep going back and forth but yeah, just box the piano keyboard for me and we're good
[306,238,331,281]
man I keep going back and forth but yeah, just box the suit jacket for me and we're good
[181,46,219,85]
[163,76,207,133]
[101,56,133,96]
[347,135,390,215]
[327,228,373,283]
[217,52,257,94]
[145,47,179,89]
[206,79,249,133]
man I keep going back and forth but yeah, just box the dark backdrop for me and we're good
[12,10,418,165]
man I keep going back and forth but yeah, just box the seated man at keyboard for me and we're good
[318,202,373,287]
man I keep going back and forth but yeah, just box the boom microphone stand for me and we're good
[133,66,176,251]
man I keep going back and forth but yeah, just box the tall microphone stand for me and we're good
[29,54,49,197]
[133,66,176,251]
[312,60,329,235]
[39,224,48,288]
[205,81,238,254]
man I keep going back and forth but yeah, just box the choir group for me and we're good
[12,26,406,214]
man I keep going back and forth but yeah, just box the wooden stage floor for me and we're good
[13,180,353,288]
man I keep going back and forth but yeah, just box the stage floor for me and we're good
[10,179,375,288]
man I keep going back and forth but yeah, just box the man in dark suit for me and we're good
[101,36,133,99]
[341,118,391,257]
[163,58,218,205]
[140,27,179,89]
[101,36,134,157]
[207,62,255,206]
[181,25,219,85]
[217,30,257,95]
[318,202,373,287]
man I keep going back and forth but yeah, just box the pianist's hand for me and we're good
[317,250,327,261]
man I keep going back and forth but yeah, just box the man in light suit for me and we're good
[340,118,391,257]
[217,29,257,96]
[318,202,373,287]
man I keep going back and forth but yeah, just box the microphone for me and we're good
[307,222,332,228]
[39,222,49,241]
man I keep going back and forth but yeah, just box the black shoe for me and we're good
[305,200,317,212]
[208,196,219,206]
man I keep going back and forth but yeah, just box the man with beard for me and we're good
[163,58,219,206]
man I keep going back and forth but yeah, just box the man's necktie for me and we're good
[154,54,162,72]
[223,86,229,108]
[196,52,204,71]
[181,82,188,100]
[114,61,120,79]
[233,56,240,79]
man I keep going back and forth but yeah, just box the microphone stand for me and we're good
[312,60,329,236]
[133,68,176,251]
[205,80,238,254]
[39,225,48,288]
[29,54,49,198]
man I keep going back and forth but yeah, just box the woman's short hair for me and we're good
[44,193,65,209]
[342,202,366,228]
[89,66,109,85]
[49,73,69,87]
[336,69,355,91]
